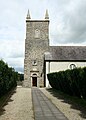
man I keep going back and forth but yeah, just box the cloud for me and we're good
[0,39,24,73]
[50,0,86,45]
[15,67,24,73]
[3,57,24,73]
[0,39,24,58]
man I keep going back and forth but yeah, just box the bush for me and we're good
[0,60,18,97]
[47,67,86,99]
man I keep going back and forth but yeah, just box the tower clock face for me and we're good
[35,29,40,38]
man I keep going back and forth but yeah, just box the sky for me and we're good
[0,0,86,73]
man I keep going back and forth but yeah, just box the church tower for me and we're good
[24,10,49,87]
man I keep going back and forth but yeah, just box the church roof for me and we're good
[45,46,86,61]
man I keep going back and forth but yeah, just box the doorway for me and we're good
[32,77,37,87]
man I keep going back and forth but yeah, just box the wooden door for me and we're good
[32,77,37,87]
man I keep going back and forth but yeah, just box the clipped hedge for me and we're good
[47,67,86,99]
[0,60,19,97]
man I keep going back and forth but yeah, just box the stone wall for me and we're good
[24,19,49,87]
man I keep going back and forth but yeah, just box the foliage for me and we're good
[0,60,18,97]
[18,73,24,81]
[47,67,86,99]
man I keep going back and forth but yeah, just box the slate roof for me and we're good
[44,46,86,61]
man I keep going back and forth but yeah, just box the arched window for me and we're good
[70,64,76,69]
[35,29,40,38]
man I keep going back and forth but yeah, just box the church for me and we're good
[23,10,86,88]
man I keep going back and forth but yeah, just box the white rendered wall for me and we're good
[46,61,86,87]
[46,62,50,87]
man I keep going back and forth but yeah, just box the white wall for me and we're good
[46,61,86,87]
[46,62,50,88]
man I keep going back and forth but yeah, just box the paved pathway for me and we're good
[32,87,68,120]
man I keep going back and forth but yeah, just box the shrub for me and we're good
[47,67,86,99]
[0,60,18,97]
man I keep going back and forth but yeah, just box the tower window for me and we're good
[32,60,37,66]
[35,29,40,38]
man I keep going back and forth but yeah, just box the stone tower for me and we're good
[24,10,49,87]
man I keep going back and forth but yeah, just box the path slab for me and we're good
[32,87,68,120]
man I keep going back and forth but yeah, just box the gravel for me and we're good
[0,87,34,120]
[40,88,86,120]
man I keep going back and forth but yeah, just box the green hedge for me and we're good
[0,60,19,97]
[47,67,86,99]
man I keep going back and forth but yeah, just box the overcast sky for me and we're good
[0,0,86,73]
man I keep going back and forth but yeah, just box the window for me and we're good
[35,29,40,38]
[32,60,37,66]
[70,64,76,69]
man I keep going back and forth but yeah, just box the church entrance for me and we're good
[32,77,37,87]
